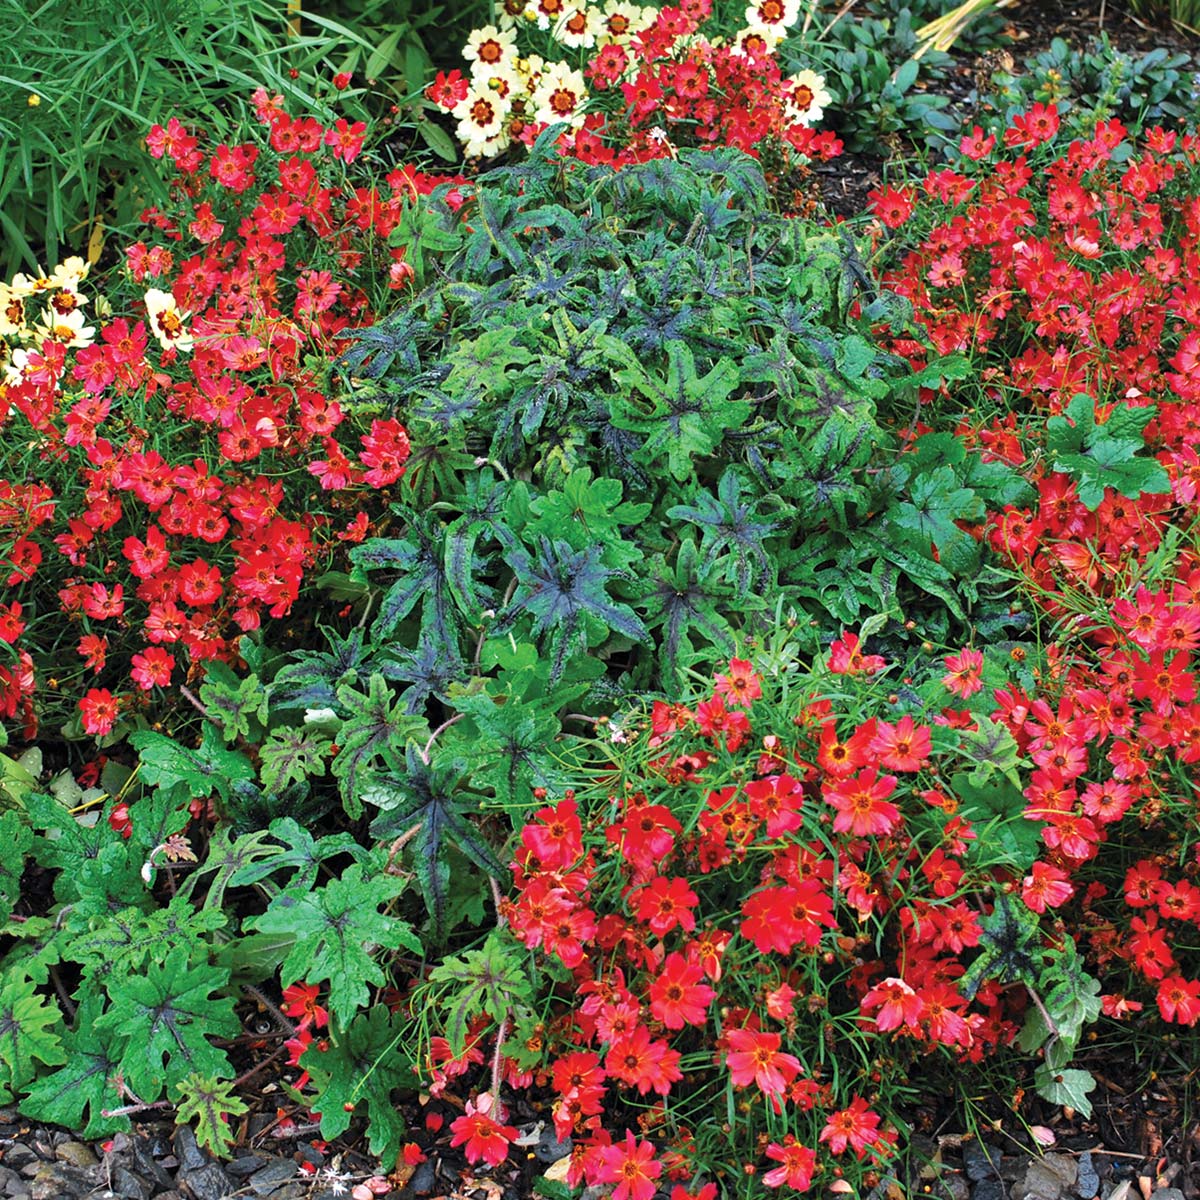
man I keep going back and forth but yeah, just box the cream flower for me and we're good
[495,0,527,29]
[744,0,801,32]
[531,62,590,129]
[144,287,194,353]
[0,285,29,338]
[786,69,832,126]
[46,257,90,290]
[523,0,570,31]
[552,4,601,49]
[32,306,95,348]
[729,24,784,57]
[3,347,30,386]
[463,24,518,72]
[452,85,512,155]
[598,0,652,42]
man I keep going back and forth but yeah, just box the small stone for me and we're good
[173,1126,209,1174]
[227,1155,267,1179]
[110,1164,152,1200]
[30,1161,94,1200]
[178,1164,234,1200]
[408,1160,436,1196]
[1042,1156,1078,1187]
[130,1140,176,1193]
[931,1174,969,1200]
[1077,1152,1100,1200]
[966,1144,1003,1182]
[249,1159,299,1194]
[534,1129,572,1164]
[1011,1156,1078,1200]
[975,1179,1007,1200]
[54,1143,97,1169]
[3,1145,35,1171]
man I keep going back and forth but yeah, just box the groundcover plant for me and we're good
[0,3,1197,1196]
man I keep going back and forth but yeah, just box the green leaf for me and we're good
[666,467,779,593]
[68,896,227,984]
[367,746,506,945]
[174,1073,250,1158]
[428,932,532,1056]
[259,726,331,793]
[0,811,32,922]
[130,726,255,805]
[227,817,366,892]
[304,1005,411,1157]
[958,892,1046,1001]
[20,995,128,1138]
[890,464,984,554]
[248,862,420,1028]
[1033,1064,1095,1118]
[331,674,427,818]
[95,958,238,1102]
[613,342,747,482]
[497,536,649,684]
[198,663,269,744]
[0,976,67,1104]
[1046,394,1170,509]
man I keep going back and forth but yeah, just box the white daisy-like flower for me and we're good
[513,54,548,92]
[785,69,832,126]
[144,287,194,353]
[531,62,590,129]
[744,0,801,32]
[523,0,569,31]
[31,305,95,349]
[495,0,527,29]
[463,24,518,71]
[46,256,90,290]
[472,60,525,103]
[552,4,600,49]
[0,285,29,338]
[728,24,783,58]
[453,85,512,154]
[596,0,647,42]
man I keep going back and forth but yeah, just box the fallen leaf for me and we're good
[1030,1126,1056,1147]
[544,1156,573,1183]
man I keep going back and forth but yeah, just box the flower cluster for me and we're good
[426,0,839,172]
[0,97,463,739]
[871,113,1200,1027]
[412,650,1081,1191]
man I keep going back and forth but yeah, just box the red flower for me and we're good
[763,1139,817,1190]
[648,952,714,1030]
[79,688,120,736]
[282,982,329,1030]
[594,1131,663,1200]
[724,1026,800,1102]
[861,977,924,1032]
[819,1095,881,1157]
[827,630,886,675]
[824,768,901,838]
[448,1095,518,1167]
[630,875,697,936]
[1156,976,1200,1026]
[941,648,984,698]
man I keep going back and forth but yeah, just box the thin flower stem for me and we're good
[242,983,297,1037]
